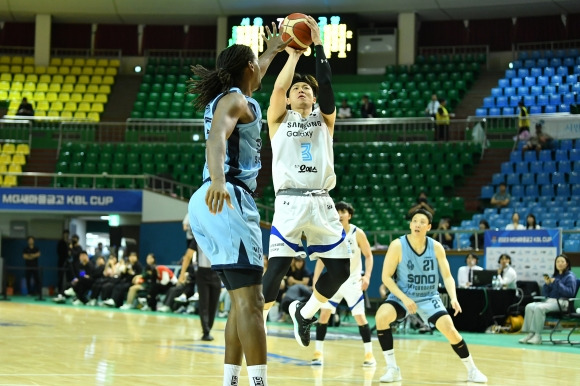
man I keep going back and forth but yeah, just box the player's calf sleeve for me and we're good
[359,323,372,343]
[262,256,293,303]
[377,328,394,351]
[451,339,470,359]
[316,323,328,341]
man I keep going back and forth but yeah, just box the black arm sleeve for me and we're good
[315,45,335,115]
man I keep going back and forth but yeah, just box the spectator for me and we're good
[17,97,34,116]
[65,251,99,305]
[56,230,70,296]
[146,261,178,311]
[457,253,483,288]
[519,254,577,345]
[522,123,554,157]
[22,236,41,296]
[407,191,435,218]
[525,214,540,229]
[69,234,83,269]
[120,253,157,310]
[469,219,489,250]
[88,255,118,306]
[360,95,376,118]
[506,212,525,230]
[424,93,439,118]
[490,183,510,210]
[102,252,143,307]
[516,101,530,141]
[497,254,517,289]
[286,257,311,288]
[158,257,196,313]
[337,98,352,119]
[435,98,450,141]
[436,218,454,250]
[183,212,194,249]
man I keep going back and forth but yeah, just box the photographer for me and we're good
[436,218,455,250]
[407,191,435,218]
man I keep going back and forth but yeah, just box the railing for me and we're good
[50,48,122,59]
[0,46,35,56]
[515,39,580,58]
[466,115,517,141]
[144,49,216,64]
[0,119,33,147]
[418,45,489,69]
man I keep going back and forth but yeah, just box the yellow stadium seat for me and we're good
[0,73,11,82]
[50,58,62,66]
[70,66,82,75]
[60,111,73,119]
[78,102,91,112]
[36,83,49,92]
[8,100,19,109]
[10,65,22,73]
[70,93,83,102]
[109,59,120,67]
[58,92,71,102]
[16,144,30,156]
[88,112,100,122]
[93,67,105,75]
[25,74,38,82]
[47,111,60,117]
[73,84,86,93]
[46,92,58,102]
[105,67,118,76]
[0,153,11,164]
[39,74,51,83]
[87,84,99,93]
[23,82,36,92]
[0,56,10,64]
[91,102,104,113]
[102,76,114,85]
[0,65,9,73]
[8,163,22,173]
[81,67,93,75]
[61,83,74,93]
[2,143,16,154]
[13,74,25,82]
[12,154,26,166]
[0,90,7,100]
[37,100,50,111]
[7,108,17,115]
[11,82,23,91]
[63,75,76,84]
[85,58,97,67]
[96,58,108,67]
[98,85,110,94]
[34,66,46,74]
[72,58,84,67]
[46,66,58,75]
[23,57,34,65]
[0,164,6,173]
[90,75,102,84]
[63,102,77,111]
[73,111,86,119]
[33,91,46,101]
[50,101,64,111]
[35,110,46,117]
[3,175,17,187]
[61,58,73,67]
[95,93,108,103]
[52,75,64,84]
[11,56,23,65]
[82,93,95,102]
[8,91,21,101]
[22,65,34,74]
[48,83,61,93]
[21,91,33,100]
[77,76,90,85]
[58,66,70,75]
[0,81,10,91]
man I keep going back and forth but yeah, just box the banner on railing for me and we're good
[484,229,561,286]
[0,188,142,213]
[530,115,580,139]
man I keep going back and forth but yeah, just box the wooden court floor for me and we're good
[0,300,579,385]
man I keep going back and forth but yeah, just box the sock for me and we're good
[223,364,241,386]
[300,297,323,319]
[359,324,372,343]
[315,339,324,352]
[364,341,373,355]
[247,364,268,386]
[316,323,328,341]
[460,355,476,372]
[451,339,470,359]
[382,349,397,369]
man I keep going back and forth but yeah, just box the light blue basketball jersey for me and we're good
[395,235,439,299]
[202,87,262,191]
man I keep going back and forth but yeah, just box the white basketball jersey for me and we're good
[347,225,363,276]
[271,108,336,193]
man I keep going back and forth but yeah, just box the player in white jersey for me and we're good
[375,209,487,383]
[311,201,376,367]
[261,16,351,348]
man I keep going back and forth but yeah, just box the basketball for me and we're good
[280,13,312,50]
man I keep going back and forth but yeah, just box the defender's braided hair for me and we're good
[188,44,255,111]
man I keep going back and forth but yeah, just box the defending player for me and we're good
[311,201,376,367]
[187,23,290,386]
[261,15,351,348]
[375,209,487,383]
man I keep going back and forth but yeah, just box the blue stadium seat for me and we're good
[572,184,580,196]
[556,184,570,197]
[523,95,535,106]
[559,219,574,229]
[501,162,513,174]
[537,58,549,67]
[518,68,529,78]
[516,86,529,96]
[531,86,543,97]
[529,161,543,173]
[509,96,520,107]
[574,64,580,74]
[530,105,541,114]
[483,96,495,107]
[565,75,578,84]
[481,185,494,199]
[542,218,557,228]
[511,78,523,87]
[569,48,579,57]
[530,67,542,78]
[475,108,487,116]
[569,171,580,184]
[524,151,537,162]
[550,75,562,85]
[524,59,536,68]
[559,104,570,113]
[504,87,515,97]
[512,60,523,68]
[556,66,568,77]
[499,79,510,88]
[563,57,575,67]
[537,75,548,86]
[531,51,541,59]
[550,58,562,67]
[551,172,565,184]
[536,172,550,185]
[570,149,580,161]
[524,76,536,86]
[491,87,503,97]
[557,160,571,174]
[525,185,539,197]
[544,85,556,94]
[506,173,519,185]
[489,107,500,116]
[563,93,575,105]
[540,184,554,197]
[538,150,552,161]
[521,173,534,185]
[549,94,561,105]
[543,67,555,77]
[496,96,508,107]
[510,151,522,163]
[545,105,557,113]
[491,173,504,185]
[518,52,528,60]
[554,49,566,58]
[573,83,580,94]
[554,149,568,162]
[515,161,528,174]
[564,239,580,252]
[502,107,514,115]
[559,139,573,151]
[505,69,516,79]
[543,160,557,173]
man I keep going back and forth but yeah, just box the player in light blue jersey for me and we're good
[375,209,487,383]
[187,24,290,386]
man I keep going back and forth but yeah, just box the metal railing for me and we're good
[515,39,580,58]
[0,119,33,147]
[0,46,35,56]
[144,49,216,63]
[50,48,122,59]
[418,45,489,69]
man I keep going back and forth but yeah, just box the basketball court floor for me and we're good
[0,298,578,385]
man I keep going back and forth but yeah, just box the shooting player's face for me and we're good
[410,213,431,235]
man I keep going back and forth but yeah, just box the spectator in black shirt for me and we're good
[56,230,70,294]
[360,95,376,118]
[65,251,98,305]
[22,236,41,295]
[17,97,34,116]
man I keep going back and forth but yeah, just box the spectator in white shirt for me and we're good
[525,214,541,229]
[505,212,525,230]
[337,98,352,119]
[424,93,440,117]
[497,254,517,289]
[457,253,484,288]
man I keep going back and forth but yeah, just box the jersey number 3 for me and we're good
[301,143,312,161]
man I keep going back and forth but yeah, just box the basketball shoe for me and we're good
[311,350,323,366]
[380,366,401,383]
[289,300,317,347]
[467,368,488,383]
[363,352,376,367]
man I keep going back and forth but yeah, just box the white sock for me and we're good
[315,340,324,352]
[247,364,267,386]
[300,297,323,319]
[461,355,476,372]
[364,341,373,355]
[223,364,241,386]
[383,349,397,368]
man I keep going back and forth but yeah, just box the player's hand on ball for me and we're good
[402,296,417,314]
[304,15,322,45]
[263,22,292,53]
[450,298,462,316]
[205,181,234,214]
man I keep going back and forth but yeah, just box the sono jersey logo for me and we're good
[286,121,322,173]
[406,258,437,296]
